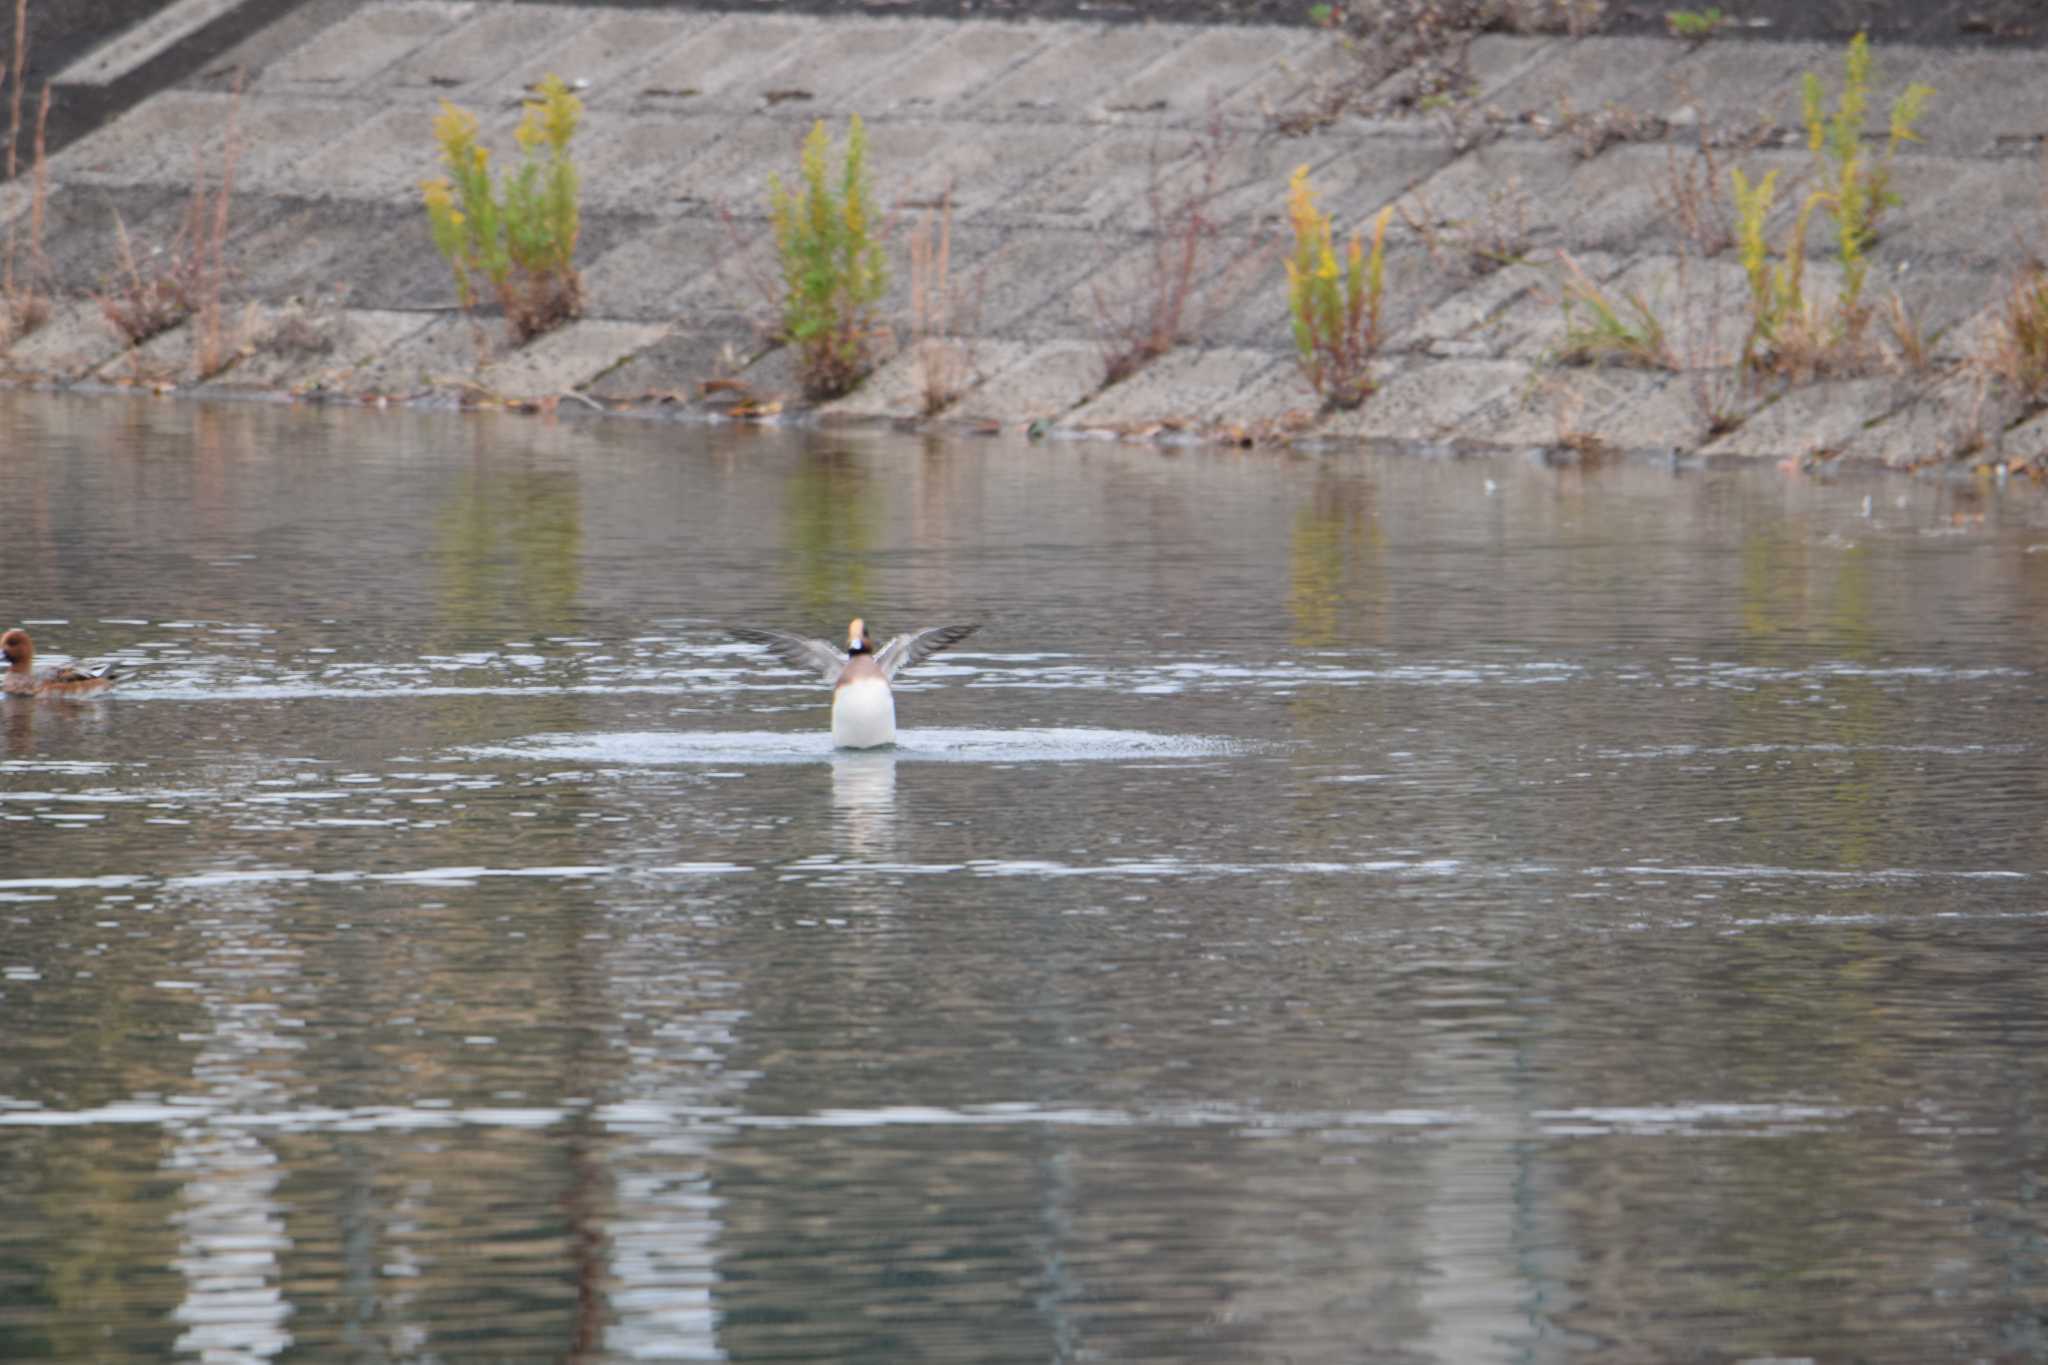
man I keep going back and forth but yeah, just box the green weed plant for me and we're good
[420,74,584,344]
[1285,165,1390,409]
[1727,35,1933,382]
[1802,32,1932,270]
[1554,252,1672,369]
[770,116,889,401]
[1665,8,1725,39]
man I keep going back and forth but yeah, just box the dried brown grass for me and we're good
[98,77,245,374]
[0,0,50,347]
[1094,114,1234,387]
[908,189,977,417]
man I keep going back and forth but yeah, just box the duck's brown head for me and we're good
[1,629,31,669]
[846,618,874,655]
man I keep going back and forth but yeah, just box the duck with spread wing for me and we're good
[730,618,979,748]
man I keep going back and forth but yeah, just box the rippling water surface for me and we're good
[3,392,2048,1361]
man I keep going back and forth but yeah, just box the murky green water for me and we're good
[3,391,2048,1361]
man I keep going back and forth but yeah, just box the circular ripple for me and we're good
[463,727,1246,765]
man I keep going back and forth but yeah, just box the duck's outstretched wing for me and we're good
[35,663,118,697]
[729,627,847,685]
[875,623,979,680]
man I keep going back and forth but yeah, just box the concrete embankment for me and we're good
[7,1,2048,468]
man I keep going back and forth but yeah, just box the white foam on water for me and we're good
[461,727,1247,766]
[0,1095,1857,1141]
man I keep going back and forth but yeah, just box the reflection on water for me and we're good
[2,392,2048,1361]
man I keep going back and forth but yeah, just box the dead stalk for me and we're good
[96,73,246,372]
[1094,111,1231,387]
[909,188,976,416]
[0,0,50,346]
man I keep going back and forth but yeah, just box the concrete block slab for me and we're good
[952,340,1101,423]
[58,0,247,87]
[583,327,764,403]
[289,105,440,203]
[1702,378,1902,459]
[583,218,749,321]
[1935,301,2004,367]
[666,221,778,331]
[484,11,711,105]
[625,15,812,105]
[851,23,1062,114]
[1997,408,2048,463]
[1458,366,1637,448]
[1065,346,1283,426]
[1466,34,1557,101]
[1880,48,2048,158]
[1486,36,1680,125]
[1229,33,1360,121]
[1358,32,1552,110]
[386,6,584,94]
[1164,123,1447,239]
[1395,260,1549,354]
[1652,38,1834,136]
[1103,27,1329,121]
[1207,356,1321,427]
[208,306,437,392]
[477,318,671,399]
[1586,370,1745,452]
[1389,139,1579,260]
[232,98,391,196]
[984,126,1177,230]
[817,337,1024,421]
[736,19,956,114]
[890,122,1099,224]
[259,2,475,91]
[1879,155,2039,266]
[342,311,493,395]
[976,24,1201,120]
[940,225,1113,341]
[1551,142,1690,254]
[1836,379,1991,466]
[616,116,942,223]
[1314,357,1524,441]
[47,89,237,187]
[0,300,128,381]
[27,185,289,300]
[575,114,733,213]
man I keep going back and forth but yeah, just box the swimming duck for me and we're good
[2,628,119,698]
[730,618,979,748]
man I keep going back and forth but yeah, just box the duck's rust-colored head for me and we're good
[1,629,32,670]
[846,618,874,655]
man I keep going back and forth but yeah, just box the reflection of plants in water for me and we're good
[436,462,582,638]
[1288,472,1381,650]
[785,447,876,613]
[1735,522,1881,865]
[25,1129,182,1355]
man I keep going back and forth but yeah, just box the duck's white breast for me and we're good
[832,675,896,748]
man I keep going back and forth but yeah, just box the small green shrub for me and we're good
[420,74,584,345]
[1665,8,1725,39]
[1802,32,1932,269]
[769,116,890,401]
[1553,252,1672,369]
[1713,38,1934,384]
[1731,166,1839,380]
[1984,262,2048,403]
[1285,164,1390,410]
